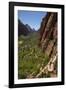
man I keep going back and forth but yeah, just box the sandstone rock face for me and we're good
[39,12,57,59]
[36,12,58,77]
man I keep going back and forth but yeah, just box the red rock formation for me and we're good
[39,12,57,59]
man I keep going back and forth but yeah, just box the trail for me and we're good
[36,54,57,78]
[27,54,57,78]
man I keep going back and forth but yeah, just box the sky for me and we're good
[18,10,47,31]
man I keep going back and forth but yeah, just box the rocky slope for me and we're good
[18,19,30,36]
[39,12,57,59]
[18,19,36,36]
[37,12,58,77]
[25,24,35,32]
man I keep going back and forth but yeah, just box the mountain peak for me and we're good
[25,24,36,32]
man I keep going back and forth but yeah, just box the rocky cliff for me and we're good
[39,12,57,59]
[18,19,36,36]
[18,19,30,36]
[36,12,58,77]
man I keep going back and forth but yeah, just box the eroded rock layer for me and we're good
[39,12,57,59]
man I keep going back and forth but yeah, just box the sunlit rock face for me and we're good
[39,12,57,59]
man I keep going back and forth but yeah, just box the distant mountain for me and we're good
[32,28,36,32]
[25,24,36,32]
[18,20,30,36]
[18,19,36,36]
[25,24,32,32]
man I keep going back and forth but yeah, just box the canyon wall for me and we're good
[36,12,58,77]
[39,12,57,60]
